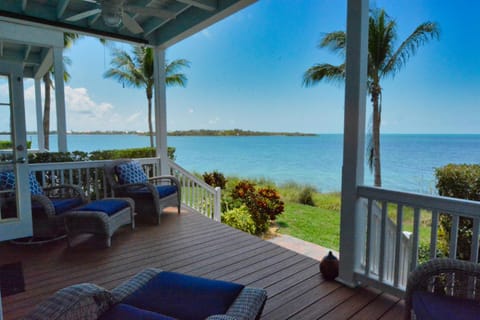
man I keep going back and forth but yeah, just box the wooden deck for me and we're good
[0,209,405,320]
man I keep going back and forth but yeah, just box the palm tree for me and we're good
[303,8,439,187]
[104,46,189,148]
[43,32,80,150]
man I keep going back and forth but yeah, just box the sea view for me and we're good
[3,133,479,194]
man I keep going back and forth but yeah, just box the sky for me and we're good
[15,0,480,133]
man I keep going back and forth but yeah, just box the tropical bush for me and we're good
[203,171,227,189]
[298,186,316,206]
[231,180,284,234]
[221,205,256,235]
[435,164,480,260]
[0,140,32,149]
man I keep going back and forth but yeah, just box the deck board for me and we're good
[0,209,405,319]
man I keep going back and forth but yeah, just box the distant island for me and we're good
[167,129,317,136]
[14,129,317,137]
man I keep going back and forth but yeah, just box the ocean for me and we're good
[3,134,480,194]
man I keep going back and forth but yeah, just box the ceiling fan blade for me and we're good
[126,6,176,20]
[80,0,99,3]
[122,13,144,34]
[66,8,101,21]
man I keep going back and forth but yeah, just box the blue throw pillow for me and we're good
[0,171,43,195]
[0,171,16,192]
[122,272,245,320]
[115,161,148,185]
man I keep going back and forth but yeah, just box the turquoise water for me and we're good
[3,134,480,193]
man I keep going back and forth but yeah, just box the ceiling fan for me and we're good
[66,0,176,34]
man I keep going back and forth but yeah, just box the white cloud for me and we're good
[23,84,146,131]
[188,108,194,114]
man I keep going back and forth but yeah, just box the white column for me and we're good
[338,0,369,287]
[153,47,169,175]
[53,46,67,152]
[34,78,45,151]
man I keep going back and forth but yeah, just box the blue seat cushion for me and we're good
[129,185,177,198]
[100,304,175,320]
[76,199,129,216]
[115,161,148,184]
[122,271,245,320]
[32,198,84,216]
[413,291,480,320]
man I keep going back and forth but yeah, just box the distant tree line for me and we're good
[168,129,317,136]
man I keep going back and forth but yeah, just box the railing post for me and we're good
[214,187,221,222]
[338,0,369,287]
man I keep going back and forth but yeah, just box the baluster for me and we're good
[394,204,404,288]
[86,167,91,200]
[430,210,439,259]
[94,168,99,200]
[379,200,387,283]
[449,215,459,259]
[365,198,373,276]
[471,218,480,263]
[68,168,73,185]
[411,207,421,271]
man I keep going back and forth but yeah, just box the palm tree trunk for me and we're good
[147,97,154,148]
[43,73,51,150]
[371,86,382,187]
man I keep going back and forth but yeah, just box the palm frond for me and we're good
[383,21,440,76]
[319,31,346,56]
[302,63,345,87]
[165,59,190,87]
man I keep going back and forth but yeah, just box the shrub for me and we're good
[203,171,227,189]
[435,164,480,260]
[221,205,256,235]
[230,180,284,234]
[0,140,32,149]
[256,187,284,220]
[298,186,316,206]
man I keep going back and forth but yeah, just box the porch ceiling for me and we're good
[0,0,256,46]
[0,0,256,77]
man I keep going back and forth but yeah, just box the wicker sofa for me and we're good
[24,268,267,320]
[404,258,480,320]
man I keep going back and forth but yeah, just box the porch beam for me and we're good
[338,0,369,287]
[176,0,217,11]
[34,78,45,151]
[153,46,169,175]
[53,46,67,152]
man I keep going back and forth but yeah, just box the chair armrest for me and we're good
[148,175,181,188]
[111,268,163,303]
[31,194,56,218]
[43,184,87,202]
[24,283,114,320]
[113,182,157,195]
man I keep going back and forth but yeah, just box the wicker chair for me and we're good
[405,258,480,320]
[105,160,181,225]
[0,170,87,240]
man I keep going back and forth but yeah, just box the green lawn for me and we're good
[276,203,341,251]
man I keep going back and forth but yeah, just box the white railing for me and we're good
[356,185,480,297]
[28,158,221,220]
[359,199,412,291]
[168,160,221,221]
